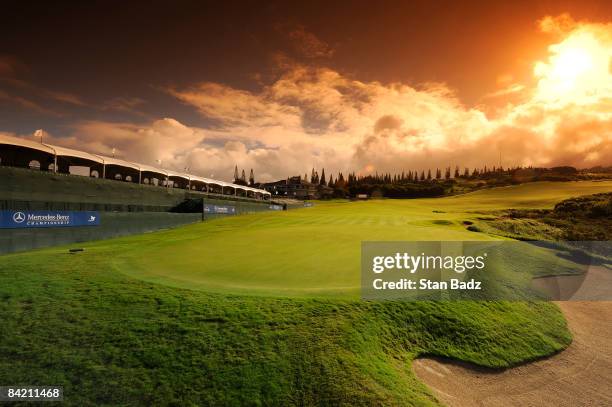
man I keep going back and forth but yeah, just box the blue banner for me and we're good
[0,211,100,229]
[203,204,236,214]
[269,204,284,211]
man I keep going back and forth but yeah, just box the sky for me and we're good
[1,0,612,181]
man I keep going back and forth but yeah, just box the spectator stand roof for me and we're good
[0,134,270,196]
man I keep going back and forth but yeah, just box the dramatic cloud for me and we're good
[10,118,206,171]
[165,15,612,179]
[5,15,611,181]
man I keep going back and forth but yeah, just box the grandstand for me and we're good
[0,134,277,254]
[0,133,271,200]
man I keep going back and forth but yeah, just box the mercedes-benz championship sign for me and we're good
[203,204,236,214]
[0,211,100,228]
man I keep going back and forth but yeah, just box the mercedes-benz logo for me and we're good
[12,212,26,223]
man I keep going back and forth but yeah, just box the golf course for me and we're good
[114,180,611,297]
[1,180,611,405]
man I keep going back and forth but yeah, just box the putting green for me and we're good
[79,180,611,298]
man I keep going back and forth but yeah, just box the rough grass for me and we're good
[478,192,612,244]
[0,252,570,406]
[1,181,610,405]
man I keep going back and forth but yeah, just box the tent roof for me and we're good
[96,155,140,171]
[167,170,191,180]
[46,144,104,164]
[0,134,271,195]
[189,175,209,183]
[0,134,55,155]
[201,177,225,186]
[136,163,168,175]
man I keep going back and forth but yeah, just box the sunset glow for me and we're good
[535,28,612,105]
[0,5,611,180]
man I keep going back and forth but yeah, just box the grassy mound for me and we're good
[0,252,569,405]
[478,192,612,243]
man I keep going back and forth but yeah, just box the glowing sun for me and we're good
[534,29,612,104]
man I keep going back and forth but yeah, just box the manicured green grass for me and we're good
[103,180,612,297]
[1,181,610,405]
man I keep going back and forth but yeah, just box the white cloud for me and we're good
[5,15,611,182]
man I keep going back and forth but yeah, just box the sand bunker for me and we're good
[414,283,612,406]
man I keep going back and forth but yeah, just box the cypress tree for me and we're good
[249,169,255,186]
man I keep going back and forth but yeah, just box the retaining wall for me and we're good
[0,166,274,254]
[0,212,202,255]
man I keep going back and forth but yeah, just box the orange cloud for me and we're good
[539,13,577,35]
[7,14,611,181]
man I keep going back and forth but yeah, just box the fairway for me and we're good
[71,180,612,297]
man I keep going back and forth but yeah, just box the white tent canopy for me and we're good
[0,133,55,155]
[189,175,208,183]
[0,135,271,197]
[47,144,104,164]
[135,162,168,176]
[166,170,190,180]
[96,155,140,171]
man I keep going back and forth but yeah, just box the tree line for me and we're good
[233,163,585,199]
[302,165,582,198]
[305,165,531,189]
